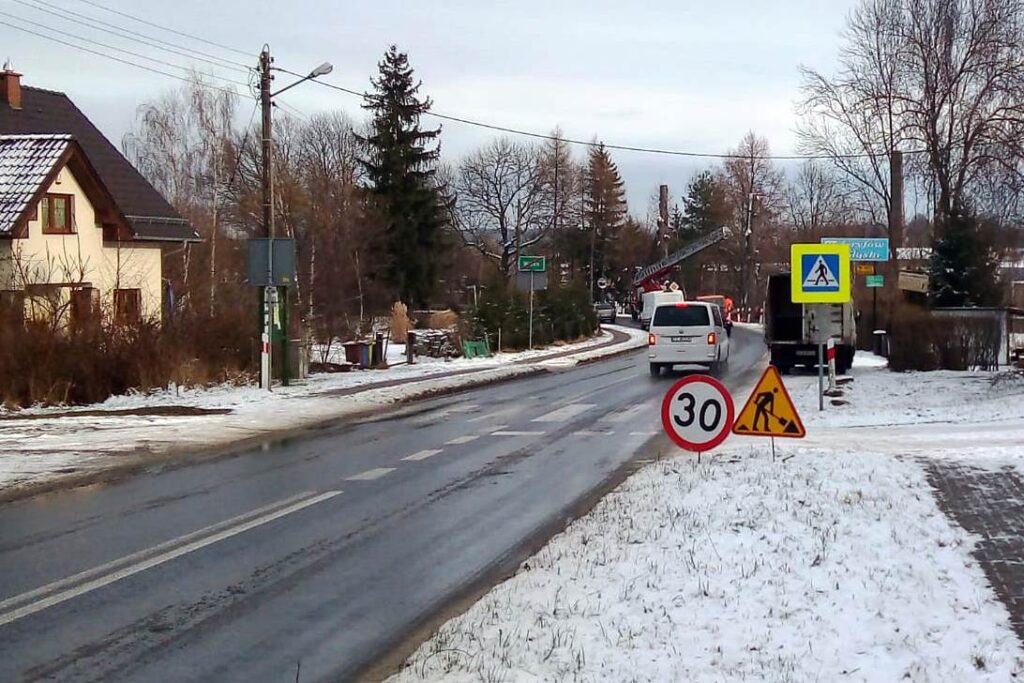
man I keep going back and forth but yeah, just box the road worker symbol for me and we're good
[732,366,806,438]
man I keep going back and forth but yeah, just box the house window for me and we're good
[114,288,142,325]
[71,288,99,330]
[0,290,25,326]
[40,194,74,234]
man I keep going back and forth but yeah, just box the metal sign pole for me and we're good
[529,271,535,350]
[818,343,825,411]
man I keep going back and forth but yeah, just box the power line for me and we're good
[14,0,252,72]
[0,19,249,99]
[4,12,251,89]
[278,67,915,161]
[76,0,252,58]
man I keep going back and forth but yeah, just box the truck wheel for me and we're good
[774,364,792,375]
[649,363,661,377]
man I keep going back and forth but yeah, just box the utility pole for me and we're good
[743,191,756,308]
[259,46,275,391]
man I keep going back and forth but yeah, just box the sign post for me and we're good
[732,365,807,460]
[661,375,735,462]
[792,244,852,411]
[518,256,547,350]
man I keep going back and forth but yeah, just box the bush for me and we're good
[888,304,1002,372]
[0,304,254,408]
[468,276,597,352]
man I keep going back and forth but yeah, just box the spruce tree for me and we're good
[681,171,723,237]
[360,45,447,307]
[930,211,1002,307]
[584,143,627,298]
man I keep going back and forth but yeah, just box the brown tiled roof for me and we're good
[0,85,199,242]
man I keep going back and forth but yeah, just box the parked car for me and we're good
[647,301,731,376]
[593,300,617,323]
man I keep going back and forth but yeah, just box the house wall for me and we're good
[0,165,162,322]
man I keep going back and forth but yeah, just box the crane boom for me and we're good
[632,226,731,289]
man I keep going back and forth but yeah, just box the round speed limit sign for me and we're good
[661,375,735,452]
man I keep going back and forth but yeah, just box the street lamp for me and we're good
[257,48,333,391]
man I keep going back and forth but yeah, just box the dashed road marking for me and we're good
[346,467,397,481]
[572,429,615,437]
[467,407,521,423]
[445,435,480,445]
[402,449,443,462]
[491,430,546,437]
[629,430,659,436]
[532,403,596,423]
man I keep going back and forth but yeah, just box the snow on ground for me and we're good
[387,354,1024,683]
[0,325,647,493]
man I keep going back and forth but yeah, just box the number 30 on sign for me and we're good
[661,375,735,453]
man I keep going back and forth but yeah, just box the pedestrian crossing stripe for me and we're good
[732,366,806,438]
[791,243,852,303]
[801,254,840,291]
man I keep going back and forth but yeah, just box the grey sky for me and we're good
[3,0,857,210]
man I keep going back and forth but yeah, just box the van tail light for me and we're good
[648,333,657,346]
[707,332,717,345]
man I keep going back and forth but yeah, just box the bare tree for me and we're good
[453,137,551,277]
[800,0,1024,233]
[123,72,237,315]
[721,132,784,305]
[784,160,852,239]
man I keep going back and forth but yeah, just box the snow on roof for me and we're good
[0,134,71,235]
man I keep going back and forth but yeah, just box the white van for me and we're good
[639,290,685,330]
[647,301,730,376]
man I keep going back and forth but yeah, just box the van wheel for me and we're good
[649,363,661,377]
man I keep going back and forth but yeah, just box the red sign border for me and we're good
[660,374,736,452]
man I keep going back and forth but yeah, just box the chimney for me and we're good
[1,67,22,110]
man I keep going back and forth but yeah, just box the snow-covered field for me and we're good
[388,357,1024,682]
[0,325,647,494]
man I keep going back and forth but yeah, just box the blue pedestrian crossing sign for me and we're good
[791,243,851,303]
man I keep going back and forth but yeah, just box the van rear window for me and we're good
[652,305,710,327]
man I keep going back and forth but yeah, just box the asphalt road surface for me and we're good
[0,325,765,683]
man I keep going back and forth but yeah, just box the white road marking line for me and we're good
[402,449,443,462]
[0,490,342,627]
[0,491,315,615]
[445,435,479,445]
[532,403,596,423]
[601,404,647,423]
[491,430,546,437]
[629,431,660,436]
[448,403,479,413]
[346,467,397,481]
[572,430,615,437]
[467,408,521,423]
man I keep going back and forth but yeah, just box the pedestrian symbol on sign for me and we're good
[801,254,840,292]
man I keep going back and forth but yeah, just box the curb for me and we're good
[0,332,646,506]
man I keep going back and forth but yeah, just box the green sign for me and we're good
[866,274,884,288]
[518,255,546,272]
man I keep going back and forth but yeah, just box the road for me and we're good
[0,325,765,683]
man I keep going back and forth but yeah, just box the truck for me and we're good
[629,226,732,322]
[764,273,857,374]
[639,288,685,330]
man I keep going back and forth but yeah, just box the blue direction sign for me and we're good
[791,243,851,303]
[821,237,890,262]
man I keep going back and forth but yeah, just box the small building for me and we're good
[0,68,198,325]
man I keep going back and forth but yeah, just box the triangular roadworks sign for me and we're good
[732,366,806,438]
